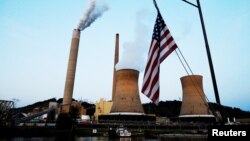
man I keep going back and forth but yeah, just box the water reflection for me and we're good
[1,137,55,141]
[75,137,156,141]
[115,137,131,141]
[1,137,159,141]
[1,136,208,141]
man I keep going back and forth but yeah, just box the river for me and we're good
[0,135,209,141]
[0,137,158,141]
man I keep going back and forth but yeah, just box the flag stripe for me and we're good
[147,62,159,97]
[142,12,178,105]
[142,41,158,81]
[151,89,159,104]
[160,44,177,63]
[160,28,170,42]
[143,40,158,80]
[142,46,159,93]
[149,74,159,99]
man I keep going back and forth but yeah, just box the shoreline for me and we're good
[0,124,209,138]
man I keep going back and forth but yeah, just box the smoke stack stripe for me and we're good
[62,29,80,113]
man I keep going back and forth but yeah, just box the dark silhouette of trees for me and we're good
[143,100,250,119]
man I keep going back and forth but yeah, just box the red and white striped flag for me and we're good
[142,12,177,105]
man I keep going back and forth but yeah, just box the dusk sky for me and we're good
[1,0,250,111]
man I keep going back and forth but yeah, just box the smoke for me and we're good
[77,0,108,31]
[116,10,151,71]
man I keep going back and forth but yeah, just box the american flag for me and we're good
[141,12,177,105]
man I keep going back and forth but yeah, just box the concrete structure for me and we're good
[97,35,155,123]
[62,29,81,113]
[110,69,144,114]
[179,75,215,121]
[94,98,113,120]
[98,69,156,125]
[112,34,119,101]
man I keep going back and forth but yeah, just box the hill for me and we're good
[143,100,250,120]
[14,98,250,120]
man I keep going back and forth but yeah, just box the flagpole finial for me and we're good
[153,0,160,13]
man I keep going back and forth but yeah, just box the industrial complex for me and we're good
[1,32,219,126]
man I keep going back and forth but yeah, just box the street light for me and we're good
[182,0,221,105]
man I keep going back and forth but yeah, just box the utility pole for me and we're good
[182,0,221,105]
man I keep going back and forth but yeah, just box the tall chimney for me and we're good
[179,75,212,116]
[112,33,119,101]
[62,29,81,113]
[110,69,144,114]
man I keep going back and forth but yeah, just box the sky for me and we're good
[0,0,250,111]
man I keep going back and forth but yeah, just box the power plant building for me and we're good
[94,98,113,121]
[179,75,215,122]
[110,69,144,114]
[98,34,155,123]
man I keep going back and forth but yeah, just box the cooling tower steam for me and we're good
[116,10,151,71]
[77,0,109,31]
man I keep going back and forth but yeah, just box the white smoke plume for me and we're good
[116,10,151,71]
[77,0,108,31]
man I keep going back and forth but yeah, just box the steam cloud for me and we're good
[116,10,151,71]
[77,0,108,31]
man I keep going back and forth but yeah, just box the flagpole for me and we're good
[153,0,160,13]
[182,0,221,105]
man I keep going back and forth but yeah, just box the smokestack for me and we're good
[179,75,212,116]
[60,0,108,113]
[112,33,119,101]
[62,29,80,113]
[110,69,144,114]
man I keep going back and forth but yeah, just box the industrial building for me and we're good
[94,98,113,121]
[8,31,221,126]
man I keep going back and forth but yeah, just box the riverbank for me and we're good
[0,123,208,138]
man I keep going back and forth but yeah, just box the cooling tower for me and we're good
[179,75,213,117]
[112,33,119,101]
[110,69,144,114]
[62,29,80,113]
